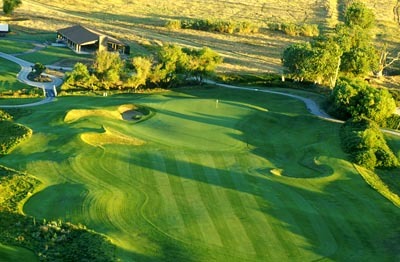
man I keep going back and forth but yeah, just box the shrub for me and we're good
[165,19,181,30]
[282,23,298,36]
[385,114,400,130]
[340,118,399,169]
[300,24,319,37]
[267,22,282,31]
[327,79,396,125]
[171,18,259,35]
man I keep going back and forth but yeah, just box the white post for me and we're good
[53,85,57,97]
[42,86,46,97]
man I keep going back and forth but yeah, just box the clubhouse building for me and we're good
[56,25,129,54]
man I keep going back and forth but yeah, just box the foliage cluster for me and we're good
[268,22,319,37]
[0,119,32,155]
[327,79,396,125]
[340,118,399,170]
[282,2,378,87]
[2,0,22,15]
[0,167,116,261]
[62,45,222,91]
[166,19,260,34]
[27,63,51,83]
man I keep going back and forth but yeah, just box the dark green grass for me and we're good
[2,87,399,261]
[0,58,26,92]
[18,46,92,65]
[0,40,35,54]
[0,243,38,262]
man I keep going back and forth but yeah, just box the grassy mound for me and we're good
[81,126,145,147]
[0,120,32,155]
[0,166,116,261]
[64,109,122,123]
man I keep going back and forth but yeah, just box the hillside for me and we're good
[1,0,399,74]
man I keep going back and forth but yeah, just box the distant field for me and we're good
[0,87,398,261]
[2,0,398,73]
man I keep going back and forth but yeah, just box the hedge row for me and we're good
[166,19,260,34]
[267,22,319,37]
[340,118,399,170]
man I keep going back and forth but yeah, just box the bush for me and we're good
[327,79,396,125]
[300,24,319,37]
[385,114,400,130]
[171,18,259,35]
[0,121,32,155]
[165,19,181,30]
[340,118,399,169]
[282,23,298,36]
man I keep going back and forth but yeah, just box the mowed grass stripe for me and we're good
[196,153,255,253]
[221,154,282,260]
[271,181,338,257]
[332,181,394,253]
[149,152,186,237]
[236,154,305,259]
[159,151,205,243]
[187,153,239,249]
[174,151,223,246]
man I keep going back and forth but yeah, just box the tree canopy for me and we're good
[282,1,378,86]
[3,0,22,15]
[327,79,396,125]
[62,45,222,91]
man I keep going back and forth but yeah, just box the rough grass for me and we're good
[1,88,398,261]
[3,0,397,74]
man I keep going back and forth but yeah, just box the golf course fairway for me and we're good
[2,87,399,261]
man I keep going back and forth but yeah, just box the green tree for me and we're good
[3,0,22,15]
[183,47,223,83]
[328,79,396,125]
[126,56,152,90]
[92,51,124,89]
[281,42,314,82]
[32,62,46,77]
[63,63,91,90]
[344,2,375,30]
[335,24,378,77]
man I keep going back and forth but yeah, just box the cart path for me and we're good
[0,51,63,107]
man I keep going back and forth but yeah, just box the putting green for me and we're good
[2,87,399,261]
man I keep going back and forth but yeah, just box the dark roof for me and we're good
[57,25,99,45]
[57,25,124,46]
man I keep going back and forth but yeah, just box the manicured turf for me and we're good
[18,46,91,65]
[0,58,26,92]
[0,243,38,262]
[0,40,35,54]
[2,87,399,261]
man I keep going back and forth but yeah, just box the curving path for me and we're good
[1,51,400,138]
[0,51,63,107]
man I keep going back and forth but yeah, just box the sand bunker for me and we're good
[64,104,144,123]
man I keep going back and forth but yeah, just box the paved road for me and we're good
[0,51,62,107]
